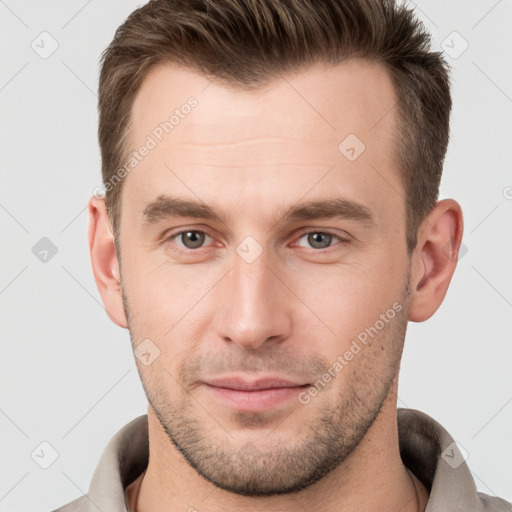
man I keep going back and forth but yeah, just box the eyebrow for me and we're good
[142,194,376,228]
[279,198,376,227]
[142,195,226,224]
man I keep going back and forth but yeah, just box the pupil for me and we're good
[308,232,331,249]
[183,231,204,248]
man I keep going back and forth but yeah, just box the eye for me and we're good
[172,230,213,249]
[296,231,342,249]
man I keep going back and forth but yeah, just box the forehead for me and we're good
[130,58,398,148]
[123,59,402,229]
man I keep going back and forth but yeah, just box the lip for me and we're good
[202,376,309,412]
[205,377,306,391]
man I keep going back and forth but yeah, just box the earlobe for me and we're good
[408,199,464,322]
[88,195,128,328]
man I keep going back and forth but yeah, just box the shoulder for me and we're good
[49,494,95,512]
[478,492,512,511]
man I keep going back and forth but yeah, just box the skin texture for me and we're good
[89,59,463,512]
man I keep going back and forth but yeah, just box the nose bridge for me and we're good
[215,247,291,349]
[234,252,273,315]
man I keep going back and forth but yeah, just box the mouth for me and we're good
[201,376,310,412]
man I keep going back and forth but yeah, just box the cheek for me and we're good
[291,256,407,348]
[122,255,222,339]
[122,235,408,353]
[124,263,211,385]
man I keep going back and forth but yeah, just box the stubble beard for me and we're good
[122,272,411,497]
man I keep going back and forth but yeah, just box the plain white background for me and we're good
[1,1,511,510]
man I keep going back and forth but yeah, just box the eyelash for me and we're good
[164,228,348,253]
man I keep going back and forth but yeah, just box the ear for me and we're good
[88,195,128,328]
[408,199,464,322]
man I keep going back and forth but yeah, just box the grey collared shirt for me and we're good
[51,408,511,512]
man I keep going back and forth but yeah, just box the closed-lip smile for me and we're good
[202,376,310,412]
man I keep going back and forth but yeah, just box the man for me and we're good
[53,0,510,511]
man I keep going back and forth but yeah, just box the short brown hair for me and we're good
[98,0,451,253]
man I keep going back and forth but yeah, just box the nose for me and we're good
[213,248,292,351]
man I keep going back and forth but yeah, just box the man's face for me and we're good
[117,59,412,495]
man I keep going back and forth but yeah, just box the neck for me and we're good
[135,383,428,512]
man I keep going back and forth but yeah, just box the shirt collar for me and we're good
[81,408,493,512]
